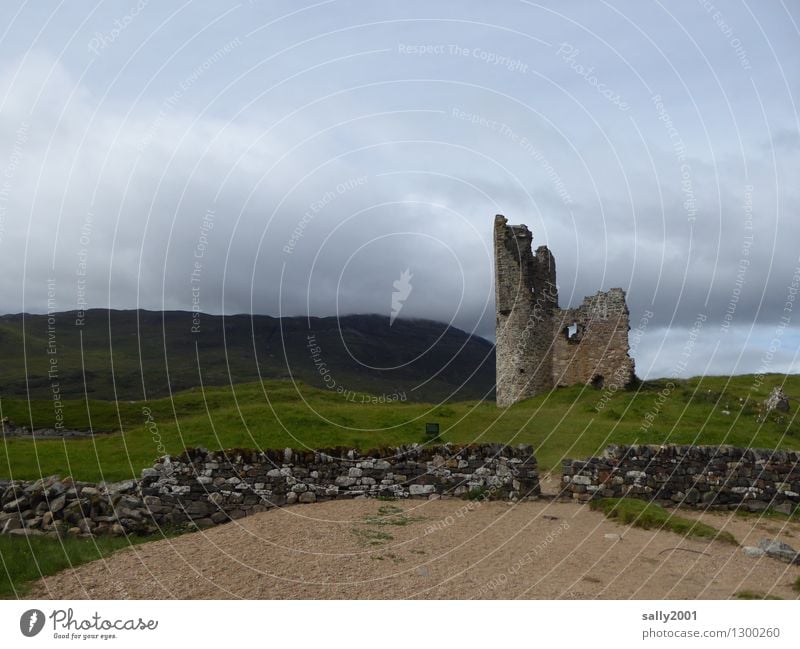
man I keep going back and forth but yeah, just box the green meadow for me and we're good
[0,535,146,598]
[1,373,798,482]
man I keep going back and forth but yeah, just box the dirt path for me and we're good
[27,497,800,600]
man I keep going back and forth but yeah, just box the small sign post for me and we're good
[425,422,440,440]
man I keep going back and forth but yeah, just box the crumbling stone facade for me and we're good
[494,215,634,406]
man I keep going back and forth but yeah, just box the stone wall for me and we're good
[0,417,113,440]
[494,215,557,406]
[494,214,634,406]
[552,289,635,390]
[0,444,539,538]
[562,445,800,513]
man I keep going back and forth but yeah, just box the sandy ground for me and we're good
[26,486,800,600]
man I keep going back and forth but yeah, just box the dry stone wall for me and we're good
[0,444,539,538]
[562,445,800,513]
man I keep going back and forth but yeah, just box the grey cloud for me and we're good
[0,1,798,380]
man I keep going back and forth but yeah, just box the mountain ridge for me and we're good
[0,309,495,402]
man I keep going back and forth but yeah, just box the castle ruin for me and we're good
[494,214,634,406]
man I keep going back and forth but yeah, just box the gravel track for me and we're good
[25,497,800,600]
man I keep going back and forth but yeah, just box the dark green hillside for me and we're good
[0,310,494,402]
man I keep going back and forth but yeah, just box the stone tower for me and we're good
[494,215,634,407]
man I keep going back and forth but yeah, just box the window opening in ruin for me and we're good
[590,374,605,389]
[563,322,582,343]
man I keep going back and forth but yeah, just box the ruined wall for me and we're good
[561,445,800,514]
[494,215,558,406]
[552,289,635,389]
[0,444,540,538]
[494,214,633,406]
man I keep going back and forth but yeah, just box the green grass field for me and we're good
[0,535,145,598]
[1,373,798,482]
[589,497,738,545]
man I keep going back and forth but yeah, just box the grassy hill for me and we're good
[1,373,798,482]
[0,310,494,402]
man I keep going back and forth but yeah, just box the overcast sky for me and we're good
[0,0,798,379]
